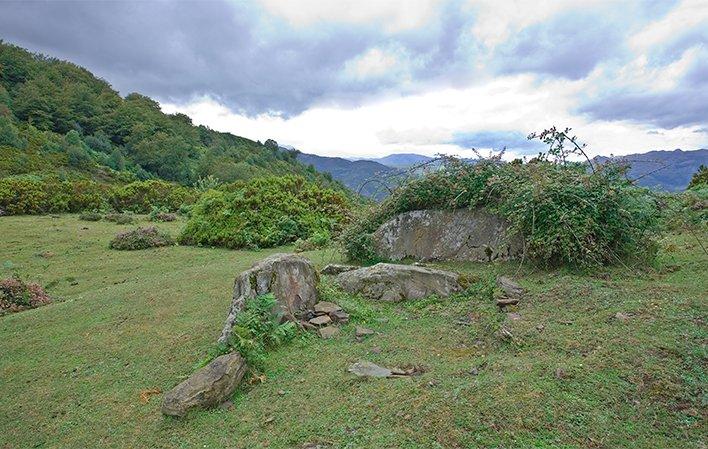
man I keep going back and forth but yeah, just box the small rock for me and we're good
[321,264,359,275]
[355,326,375,338]
[536,324,545,332]
[264,416,275,424]
[348,361,392,378]
[497,326,513,341]
[218,400,235,411]
[278,389,286,396]
[497,276,524,298]
[314,301,342,314]
[507,312,522,321]
[496,297,519,307]
[329,310,349,323]
[615,312,630,322]
[555,367,570,380]
[309,315,332,326]
[469,367,479,376]
[319,326,340,339]
[370,346,382,354]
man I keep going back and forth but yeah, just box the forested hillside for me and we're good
[0,41,335,186]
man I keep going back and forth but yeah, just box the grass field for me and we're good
[0,215,706,448]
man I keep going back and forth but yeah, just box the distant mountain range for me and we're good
[297,148,707,198]
[594,149,707,192]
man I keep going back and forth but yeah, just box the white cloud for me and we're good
[343,47,403,80]
[161,73,706,161]
[256,0,442,32]
[629,0,708,53]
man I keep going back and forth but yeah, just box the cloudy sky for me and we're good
[1,0,707,159]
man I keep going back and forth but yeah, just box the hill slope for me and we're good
[0,41,336,187]
[296,151,401,199]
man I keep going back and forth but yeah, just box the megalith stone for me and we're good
[372,208,522,262]
[336,263,462,302]
[162,352,247,417]
[218,253,319,344]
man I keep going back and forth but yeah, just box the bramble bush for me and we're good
[179,175,352,249]
[342,140,661,268]
[109,226,174,250]
[0,276,52,315]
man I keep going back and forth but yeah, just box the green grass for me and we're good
[0,215,705,448]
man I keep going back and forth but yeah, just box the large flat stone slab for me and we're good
[336,263,462,301]
[372,208,522,262]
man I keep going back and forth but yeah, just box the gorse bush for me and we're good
[180,175,352,249]
[109,226,174,250]
[0,177,198,215]
[342,157,661,268]
[0,276,52,315]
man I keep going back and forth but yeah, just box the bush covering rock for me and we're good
[109,226,174,250]
[0,276,52,314]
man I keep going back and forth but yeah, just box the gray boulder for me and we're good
[336,263,462,301]
[162,352,247,417]
[372,208,522,262]
[321,264,359,275]
[218,253,318,344]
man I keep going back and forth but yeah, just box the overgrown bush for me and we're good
[104,212,135,224]
[294,229,332,252]
[109,180,197,213]
[109,226,174,250]
[148,206,177,222]
[0,276,52,314]
[79,210,102,221]
[180,175,352,249]
[342,157,661,268]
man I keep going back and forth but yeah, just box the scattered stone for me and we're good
[536,324,545,332]
[278,389,286,396]
[329,309,349,323]
[355,326,375,338]
[497,326,514,341]
[370,346,382,354]
[507,312,522,321]
[371,208,522,262]
[348,361,392,378]
[469,367,479,376]
[219,253,319,344]
[319,326,340,339]
[336,263,463,302]
[496,297,519,307]
[321,264,359,275]
[314,301,341,314]
[497,276,525,298]
[348,361,423,378]
[555,367,570,380]
[309,315,332,326]
[615,312,631,322]
[264,416,275,424]
[162,352,247,417]
[218,400,235,411]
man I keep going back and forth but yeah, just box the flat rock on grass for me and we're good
[319,326,340,339]
[355,326,374,337]
[162,352,247,417]
[309,315,332,326]
[336,263,462,302]
[497,276,524,298]
[314,301,341,314]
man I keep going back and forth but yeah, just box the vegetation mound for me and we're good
[179,176,352,250]
[0,276,52,314]
[109,226,174,250]
[343,155,661,268]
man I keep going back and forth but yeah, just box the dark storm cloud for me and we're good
[495,12,624,80]
[0,0,475,116]
[579,58,708,129]
[450,130,544,154]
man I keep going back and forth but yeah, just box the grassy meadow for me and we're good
[0,215,705,448]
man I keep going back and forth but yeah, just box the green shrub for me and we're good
[0,176,107,215]
[225,293,297,369]
[148,206,176,222]
[180,175,351,249]
[688,165,708,189]
[79,211,102,221]
[104,212,135,224]
[342,158,661,268]
[109,180,197,213]
[294,229,331,252]
[109,226,174,250]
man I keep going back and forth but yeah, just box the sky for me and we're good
[0,0,707,159]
